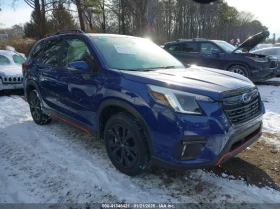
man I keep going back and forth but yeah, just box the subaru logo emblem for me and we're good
[242,93,251,103]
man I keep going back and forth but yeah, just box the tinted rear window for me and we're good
[32,41,45,61]
[182,42,199,52]
[41,38,62,66]
[165,44,182,52]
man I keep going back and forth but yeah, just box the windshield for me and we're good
[213,41,236,53]
[13,55,25,65]
[91,36,184,70]
[0,55,10,65]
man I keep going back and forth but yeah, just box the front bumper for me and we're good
[0,83,23,91]
[148,101,264,171]
[250,63,277,82]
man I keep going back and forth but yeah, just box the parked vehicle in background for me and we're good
[251,43,273,51]
[164,31,277,82]
[0,50,25,93]
[23,30,264,176]
[252,47,280,76]
[273,43,280,47]
[5,46,27,59]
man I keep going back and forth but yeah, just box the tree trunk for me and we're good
[102,0,106,33]
[41,0,46,36]
[75,0,85,31]
[34,0,42,38]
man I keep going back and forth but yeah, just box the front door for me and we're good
[199,42,225,69]
[58,38,101,128]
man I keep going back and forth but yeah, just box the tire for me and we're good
[104,112,150,176]
[28,89,52,125]
[228,65,249,78]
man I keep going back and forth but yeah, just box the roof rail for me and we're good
[176,39,191,42]
[44,29,85,38]
[193,38,208,41]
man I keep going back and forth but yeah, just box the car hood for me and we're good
[233,31,270,53]
[121,66,255,101]
[0,65,22,76]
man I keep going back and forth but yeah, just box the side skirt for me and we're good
[42,107,97,137]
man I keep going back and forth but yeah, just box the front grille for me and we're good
[2,76,23,84]
[222,87,261,125]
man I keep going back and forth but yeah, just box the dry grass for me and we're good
[0,38,36,56]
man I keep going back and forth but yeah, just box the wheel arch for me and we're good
[25,80,41,103]
[226,62,250,72]
[226,63,251,77]
[97,99,154,156]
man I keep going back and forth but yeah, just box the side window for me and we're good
[201,43,220,54]
[182,42,199,53]
[13,55,25,65]
[41,38,62,66]
[32,41,45,61]
[166,45,182,52]
[63,39,98,72]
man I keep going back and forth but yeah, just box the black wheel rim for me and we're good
[29,92,41,121]
[108,124,138,168]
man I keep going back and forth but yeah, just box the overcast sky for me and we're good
[0,0,279,39]
[226,0,280,38]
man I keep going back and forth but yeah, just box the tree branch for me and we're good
[24,0,35,9]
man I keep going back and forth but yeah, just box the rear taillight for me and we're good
[22,62,26,72]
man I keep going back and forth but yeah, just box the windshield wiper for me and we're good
[162,66,176,69]
[116,66,177,71]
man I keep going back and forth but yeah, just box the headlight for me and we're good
[247,56,268,62]
[148,85,214,115]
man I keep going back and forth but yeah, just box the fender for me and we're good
[25,79,42,103]
[97,99,155,156]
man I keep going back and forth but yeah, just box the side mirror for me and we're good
[211,49,221,57]
[68,61,88,72]
[212,49,221,54]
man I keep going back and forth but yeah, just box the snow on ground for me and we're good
[258,84,280,134]
[257,80,280,150]
[267,77,280,82]
[0,95,280,206]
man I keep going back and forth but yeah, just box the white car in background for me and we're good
[0,50,26,93]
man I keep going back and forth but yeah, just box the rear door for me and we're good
[168,42,201,66]
[164,44,182,60]
[179,42,201,66]
[39,38,64,111]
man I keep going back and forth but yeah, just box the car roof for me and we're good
[164,38,215,45]
[0,50,19,56]
[42,33,140,41]
[254,47,280,52]
[88,33,139,39]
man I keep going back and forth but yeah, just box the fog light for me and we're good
[172,136,206,160]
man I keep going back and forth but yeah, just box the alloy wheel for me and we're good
[29,92,41,121]
[108,124,138,168]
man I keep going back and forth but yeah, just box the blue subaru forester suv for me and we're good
[23,30,265,176]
